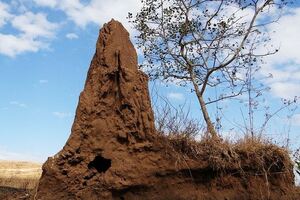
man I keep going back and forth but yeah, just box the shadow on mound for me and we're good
[88,155,111,173]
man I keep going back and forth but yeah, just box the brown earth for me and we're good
[35,19,299,200]
[0,186,33,200]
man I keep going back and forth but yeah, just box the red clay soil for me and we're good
[35,20,299,200]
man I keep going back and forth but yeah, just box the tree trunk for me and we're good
[191,80,218,138]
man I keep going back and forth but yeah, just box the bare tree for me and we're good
[129,0,291,138]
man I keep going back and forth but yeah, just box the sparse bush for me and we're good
[166,132,292,176]
[153,95,203,138]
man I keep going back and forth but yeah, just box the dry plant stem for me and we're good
[263,167,271,200]
[153,89,202,138]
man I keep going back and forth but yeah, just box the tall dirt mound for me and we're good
[36,20,298,200]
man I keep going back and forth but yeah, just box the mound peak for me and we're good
[35,19,159,199]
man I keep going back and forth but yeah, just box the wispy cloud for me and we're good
[39,79,48,84]
[261,8,300,99]
[9,101,27,108]
[33,0,58,8]
[0,147,41,162]
[167,92,184,101]
[0,34,44,57]
[291,114,300,127]
[0,149,24,160]
[66,33,78,40]
[1,107,8,110]
[0,2,12,27]
[52,111,72,119]
[11,12,58,38]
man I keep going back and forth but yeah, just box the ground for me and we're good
[0,161,41,200]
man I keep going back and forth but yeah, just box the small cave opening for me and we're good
[88,155,111,173]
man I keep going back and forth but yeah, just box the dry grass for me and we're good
[153,98,292,176]
[162,133,299,198]
[165,133,293,176]
[0,161,42,190]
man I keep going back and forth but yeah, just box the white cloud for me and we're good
[261,8,300,99]
[33,0,58,8]
[0,2,12,27]
[0,34,43,57]
[9,101,27,108]
[0,3,58,57]
[34,0,142,31]
[269,82,300,100]
[52,111,72,119]
[267,8,300,65]
[167,92,184,101]
[11,12,58,38]
[39,79,48,84]
[66,33,78,39]
[0,0,141,57]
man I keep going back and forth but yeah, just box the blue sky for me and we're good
[0,0,299,162]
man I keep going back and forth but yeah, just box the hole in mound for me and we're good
[88,155,111,173]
